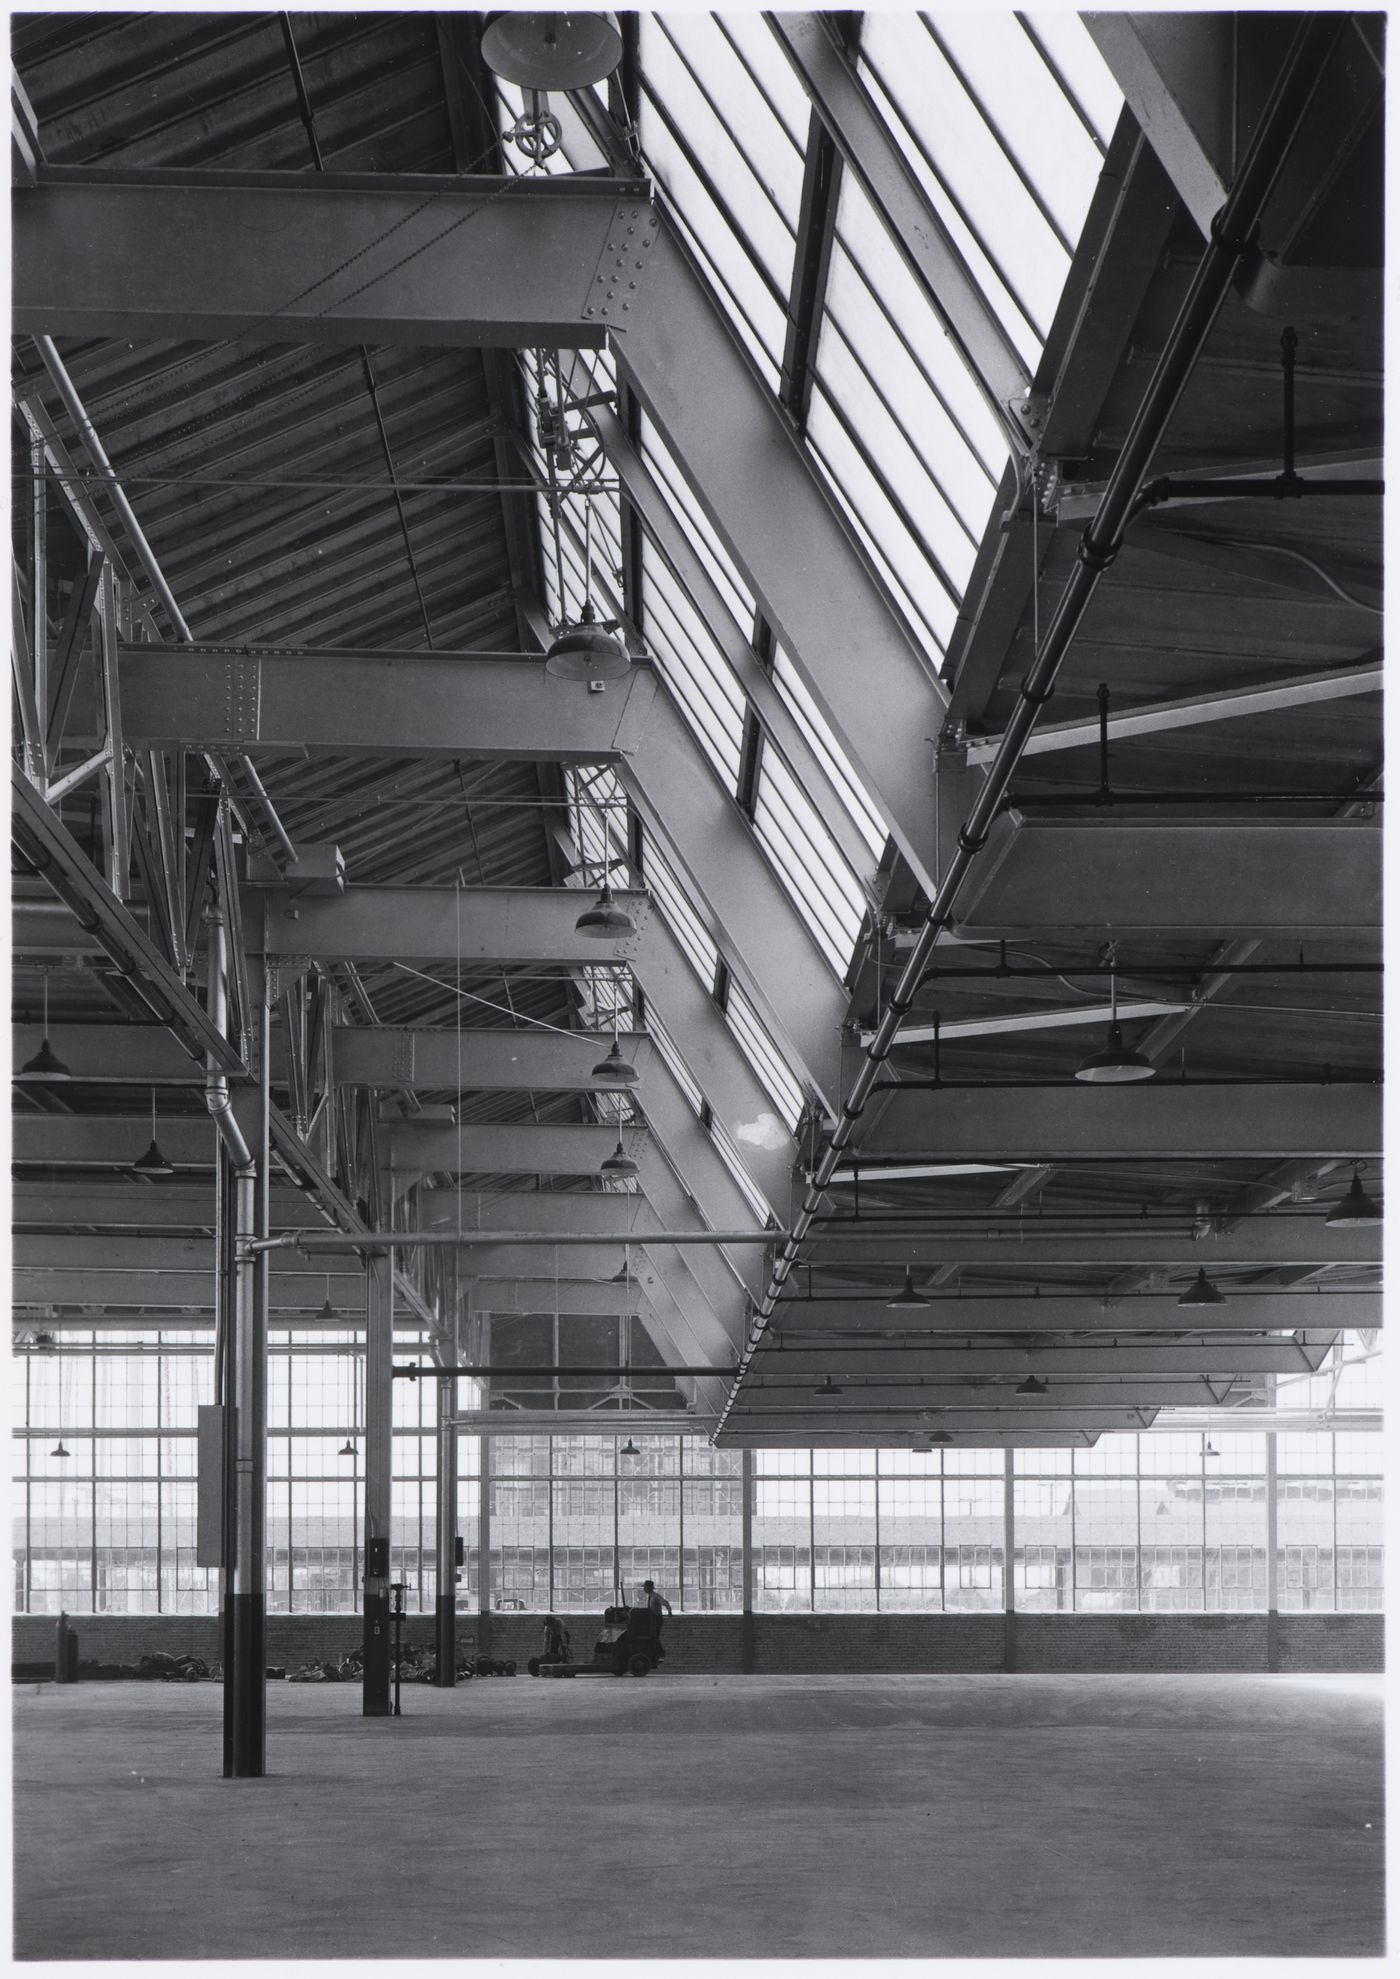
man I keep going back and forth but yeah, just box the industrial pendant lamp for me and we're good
[619,1437,640,1459]
[575,880,636,939]
[1326,1167,1383,1227]
[592,1035,639,1086]
[886,1267,931,1311]
[318,1275,338,1323]
[132,1089,175,1177]
[480,11,623,90]
[601,1138,639,1179]
[545,601,632,682]
[338,1440,357,1459]
[546,504,631,682]
[21,975,70,1080]
[1075,962,1155,1084]
[51,1439,70,1459]
[813,1374,842,1397]
[1177,1267,1226,1308]
[1016,1374,1050,1396]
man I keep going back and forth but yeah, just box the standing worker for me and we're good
[637,1579,672,1662]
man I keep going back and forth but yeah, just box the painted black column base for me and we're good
[226,1591,266,1776]
[1002,1610,1018,1673]
[433,1594,456,1687]
[363,1587,392,1715]
[740,1609,755,1674]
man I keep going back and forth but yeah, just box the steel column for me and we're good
[433,1373,457,1687]
[362,1254,394,1716]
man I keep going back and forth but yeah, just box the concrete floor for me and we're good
[13,1671,1384,1960]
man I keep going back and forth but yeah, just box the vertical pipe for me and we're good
[362,1253,394,1715]
[1265,1430,1280,1671]
[740,1448,755,1674]
[1002,1450,1016,1672]
[218,1139,237,1776]
[208,904,263,1777]
[433,1373,457,1686]
[477,1434,493,1661]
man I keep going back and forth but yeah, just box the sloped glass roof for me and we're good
[490,11,1123,1129]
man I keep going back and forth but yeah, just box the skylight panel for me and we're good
[725,983,805,1133]
[648,1009,706,1114]
[771,648,886,863]
[641,417,757,631]
[752,747,867,977]
[823,196,1007,520]
[1014,12,1123,151]
[939,17,1105,252]
[638,86,787,390]
[710,1114,774,1224]
[856,36,1040,367]
[652,13,801,297]
[805,390,957,662]
[640,562,747,788]
[641,835,720,988]
[716,11,813,155]
[811,320,977,604]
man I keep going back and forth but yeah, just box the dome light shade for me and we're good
[620,1438,640,1458]
[133,1137,175,1178]
[339,1441,357,1459]
[1016,1374,1049,1396]
[592,1038,639,1086]
[480,11,624,90]
[813,1374,842,1396]
[545,621,632,683]
[886,1267,931,1311]
[20,1035,71,1080]
[1326,1169,1382,1227]
[1177,1268,1226,1308]
[51,1441,71,1460]
[1075,1023,1156,1083]
[576,883,636,939]
[601,1139,639,1179]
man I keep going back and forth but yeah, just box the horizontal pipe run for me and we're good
[397,1364,733,1378]
[245,1228,785,1253]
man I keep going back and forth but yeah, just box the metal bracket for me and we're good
[582,201,658,329]
[223,654,261,744]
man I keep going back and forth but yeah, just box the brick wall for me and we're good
[13,1609,1382,1676]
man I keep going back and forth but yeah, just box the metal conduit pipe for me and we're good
[716,11,1346,1439]
[31,336,298,869]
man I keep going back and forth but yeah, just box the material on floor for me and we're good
[12,1671,1384,1960]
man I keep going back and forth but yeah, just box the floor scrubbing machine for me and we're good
[540,1604,663,1678]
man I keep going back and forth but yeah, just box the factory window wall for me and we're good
[11,1344,1385,1619]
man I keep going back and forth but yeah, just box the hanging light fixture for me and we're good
[619,1437,640,1459]
[480,12,624,90]
[546,500,632,681]
[20,974,71,1080]
[886,1267,931,1311]
[813,1374,842,1397]
[1177,1268,1226,1308]
[51,1439,70,1459]
[591,1036,639,1086]
[1325,1167,1382,1227]
[575,880,637,939]
[1016,1374,1050,1397]
[338,1440,357,1459]
[545,601,632,683]
[132,1088,174,1177]
[1075,959,1155,1083]
[601,1138,639,1179]
[318,1275,338,1323]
